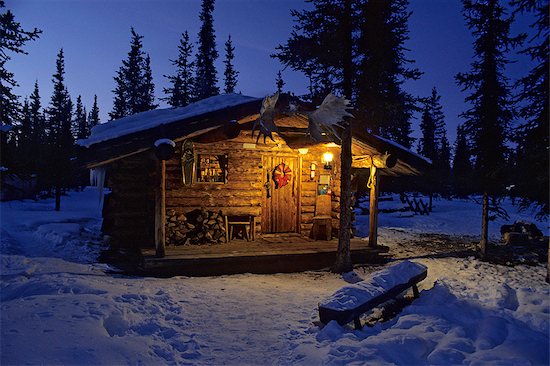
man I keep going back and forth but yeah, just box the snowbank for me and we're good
[1,189,548,365]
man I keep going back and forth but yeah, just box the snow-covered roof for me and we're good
[78,94,260,148]
[374,134,432,164]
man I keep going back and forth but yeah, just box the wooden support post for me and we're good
[354,317,362,330]
[155,159,166,257]
[368,168,380,248]
[412,284,419,298]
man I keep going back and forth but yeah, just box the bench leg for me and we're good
[354,317,362,330]
[412,284,419,298]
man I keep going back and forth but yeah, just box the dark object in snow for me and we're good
[500,221,543,241]
[318,260,427,330]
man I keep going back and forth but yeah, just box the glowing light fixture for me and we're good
[323,152,334,170]
[298,148,309,155]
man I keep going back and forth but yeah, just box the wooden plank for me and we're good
[155,160,166,257]
[368,169,380,248]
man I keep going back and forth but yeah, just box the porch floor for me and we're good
[139,234,389,276]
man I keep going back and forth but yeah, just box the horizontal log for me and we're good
[301,205,315,214]
[165,206,261,217]
[165,189,262,199]
[301,196,316,206]
[166,197,261,207]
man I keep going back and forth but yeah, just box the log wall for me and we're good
[103,152,156,248]
[103,130,343,248]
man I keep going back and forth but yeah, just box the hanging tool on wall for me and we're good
[264,172,271,198]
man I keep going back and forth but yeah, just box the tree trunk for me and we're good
[334,124,353,272]
[480,191,489,259]
[332,0,354,274]
[55,185,61,211]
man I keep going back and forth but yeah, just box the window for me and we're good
[195,154,228,183]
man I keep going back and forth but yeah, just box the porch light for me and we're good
[298,148,309,155]
[323,152,334,170]
[310,163,316,179]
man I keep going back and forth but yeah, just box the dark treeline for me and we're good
[1,0,547,222]
[275,0,548,221]
[0,0,240,209]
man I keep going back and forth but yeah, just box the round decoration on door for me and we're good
[272,162,292,189]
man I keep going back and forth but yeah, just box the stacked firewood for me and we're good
[166,208,226,245]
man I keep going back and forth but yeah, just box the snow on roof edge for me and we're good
[77,94,260,148]
[374,134,432,164]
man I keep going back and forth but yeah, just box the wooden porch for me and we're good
[139,234,389,277]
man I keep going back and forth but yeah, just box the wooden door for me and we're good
[262,155,299,233]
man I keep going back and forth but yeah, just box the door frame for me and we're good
[261,153,302,234]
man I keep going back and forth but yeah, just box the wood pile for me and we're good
[166,208,226,245]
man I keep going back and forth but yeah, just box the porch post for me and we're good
[155,159,166,257]
[368,167,380,248]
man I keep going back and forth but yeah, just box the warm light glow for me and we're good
[298,148,309,155]
[323,152,334,163]
[325,142,339,148]
[310,163,316,179]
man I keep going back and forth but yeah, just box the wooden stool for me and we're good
[312,215,332,240]
[225,215,255,242]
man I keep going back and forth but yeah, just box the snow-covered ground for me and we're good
[1,189,548,365]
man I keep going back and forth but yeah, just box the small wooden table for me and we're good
[225,215,256,242]
[312,215,332,240]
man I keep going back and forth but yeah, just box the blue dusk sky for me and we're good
[7,0,535,144]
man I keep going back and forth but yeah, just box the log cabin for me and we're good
[78,93,430,275]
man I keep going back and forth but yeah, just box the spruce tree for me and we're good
[274,0,419,148]
[29,80,48,188]
[274,0,350,99]
[18,98,32,172]
[0,1,41,127]
[47,49,73,210]
[275,0,355,272]
[418,87,451,204]
[223,34,238,94]
[110,28,156,119]
[163,31,195,107]
[456,0,522,256]
[139,54,158,111]
[511,0,548,218]
[0,1,41,170]
[88,95,100,127]
[275,70,285,93]
[110,71,126,120]
[194,0,219,100]
[74,95,89,140]
[356,0,421,148]
[452,124,474,197]
[29,81,45,146]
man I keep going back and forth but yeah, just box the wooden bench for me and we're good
[318,260,428,329]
